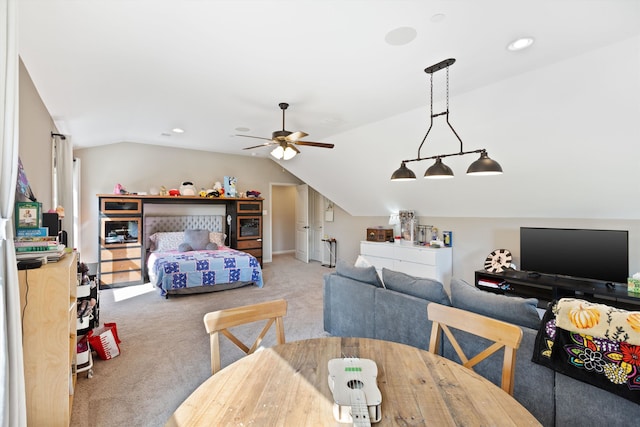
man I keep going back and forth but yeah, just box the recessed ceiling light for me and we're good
[160,132,171,137]
[235,127,251,132]
[172,128,185,133]
[507,37,534,51]
[385,27,417,46]
[430,13,446,23]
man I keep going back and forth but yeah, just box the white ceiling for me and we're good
[17,1,640,218]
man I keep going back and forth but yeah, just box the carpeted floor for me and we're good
[70,254,330,427]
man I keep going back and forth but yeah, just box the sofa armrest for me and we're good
[323,273,376,338]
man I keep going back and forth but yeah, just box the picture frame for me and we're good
[15,201,41,229]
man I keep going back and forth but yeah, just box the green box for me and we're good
[15,201,40,229]
[628,278,640,294]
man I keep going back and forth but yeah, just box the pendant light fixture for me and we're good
[390,58,503,181]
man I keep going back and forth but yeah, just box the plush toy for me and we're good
[180,181,197,196]
[178,229,218,252]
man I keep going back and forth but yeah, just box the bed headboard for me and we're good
[144,215,224,246]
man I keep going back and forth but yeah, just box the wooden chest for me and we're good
[366,228,394,242]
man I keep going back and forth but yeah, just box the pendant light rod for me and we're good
[399,148,486,165]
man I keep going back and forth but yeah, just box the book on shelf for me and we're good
[14,240,59,248]
[15,227,49,237]
[15,244,62,252]
[15,244,67,262]
[15,201,41,229]
[14,236,58,243]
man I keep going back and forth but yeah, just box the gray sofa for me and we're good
[323,261,640,427]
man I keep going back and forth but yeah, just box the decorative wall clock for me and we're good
[484,249,513,273]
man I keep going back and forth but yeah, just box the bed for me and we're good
[145,215,263,297]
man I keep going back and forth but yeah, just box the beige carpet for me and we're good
[70,254,330,427]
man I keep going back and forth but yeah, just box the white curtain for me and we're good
[0,0,27,426]
[52,135,75,248]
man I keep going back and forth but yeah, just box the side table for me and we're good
[322,238,337,268]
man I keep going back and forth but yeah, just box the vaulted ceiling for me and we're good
[18,1,640,218]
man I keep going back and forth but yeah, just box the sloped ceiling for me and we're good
[17,1,640,218]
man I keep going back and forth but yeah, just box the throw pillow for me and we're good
[148,232,184,252]
[355,255,385,288]
[179,229,217,252]
[450,277,541,329]
[336,259,383,288]
[209,231,226,246]
[382,268,450,305]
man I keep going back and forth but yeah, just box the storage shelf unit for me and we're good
[98,198,143,287]
[18,252,78,426]
[360,241,452,287]
[475,269,640,310]
[230,200,263,265]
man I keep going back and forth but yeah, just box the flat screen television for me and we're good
[520,227,629,284]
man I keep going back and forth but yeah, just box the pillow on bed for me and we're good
[209,232,226,246]
[148,232,185,252]
[179,229,218,252]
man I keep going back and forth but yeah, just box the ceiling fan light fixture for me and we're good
[466,151,503,176]
[270,145,285,160]
[390,162,416,181]
[282,145,298,160]
[240,102,334,157]
[424,158,454,179]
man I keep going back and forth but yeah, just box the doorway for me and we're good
[270,183,326,264]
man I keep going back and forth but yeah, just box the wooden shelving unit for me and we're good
[18,251,78,426]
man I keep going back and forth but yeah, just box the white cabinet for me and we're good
[360,241,452,286]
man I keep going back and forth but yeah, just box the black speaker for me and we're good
[42,212,60,236]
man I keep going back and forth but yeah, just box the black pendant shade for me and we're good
[390,162,417,181]
[424,158,454,179]
[466,151,503,176]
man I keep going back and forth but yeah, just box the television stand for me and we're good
[475,269,640,310]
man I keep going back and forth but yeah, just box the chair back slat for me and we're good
[427,303,523,395]
[204,299,288,375]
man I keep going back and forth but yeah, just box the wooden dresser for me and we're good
[18,251,78,426]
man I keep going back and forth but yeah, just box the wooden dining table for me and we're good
[167,336,541,426]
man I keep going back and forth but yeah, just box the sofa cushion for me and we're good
[450,278,541,329]
[381,268,451,305]
[336,259,383,288]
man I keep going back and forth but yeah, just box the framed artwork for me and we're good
[15,201,41,229]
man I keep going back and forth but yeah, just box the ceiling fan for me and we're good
[237,102,334,160]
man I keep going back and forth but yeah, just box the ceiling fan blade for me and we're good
[243,142,275,150]
[289,144,301,154]
[294,141,335,149]
[236,134,273,141]
[285,131,308,142]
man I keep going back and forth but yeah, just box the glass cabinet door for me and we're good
[237,216,262,240]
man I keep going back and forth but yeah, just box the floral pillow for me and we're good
[148,232,185,252]
[209,232,227,246]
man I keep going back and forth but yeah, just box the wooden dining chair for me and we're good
[203,299,288,375]
[427,303,523,395]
